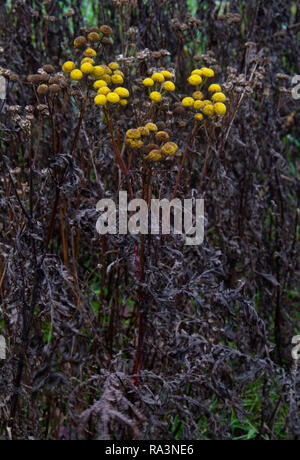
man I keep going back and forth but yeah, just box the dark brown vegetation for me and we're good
[0,0,299,440]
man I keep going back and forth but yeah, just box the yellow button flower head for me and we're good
[151,72,165,83]
[161,142,179,156]
[88,32,100,42]
[156,131,170,142]
[212,92,226,102]
[145,122,158,132]
[147,150,162,161]
[94,94,107,106]
[193,91,203,100]
[182,97,194,107]
[194,100,205,110]
[114,87,129,98]
[98,86,111,95]
[109,62,119,70]
[126,129,141,139]
[201,67,214,77]
[208,84,222,93]
[80,62,94,74]
[94,79,107,89]
[107,92,120,103]
[102,74,111,85]
[62,61,75,73]
[194,113,204,121]
[150,91,162,102]
[191,69,203,76]
[163,81,175,91]
[143,78,154,87]
[114,70,124,77]
[70,69,83,80]
[138,126,150,136]
[203,104,214,116]
[105,66,113,75]
[188,74,202,86]
[81,57,95,65]
[111,74,124,85]
[161,71,173,80]
[119,99,128,107]
[129,140,144,149]
[92,65,106,78]
[203,99,212,105]
[214,102,227,115]
[84,48,97,57]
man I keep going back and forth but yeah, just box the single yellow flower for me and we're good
[119,99,128,107]
[182,97,194,107]
[161,142,179,156]
[138,126,150,136]
[94,94,107,106]
[192,91,203,100]
[163,81,175,91]
[203,104,214,116]
[208,84,222,93]
[150,91,162,102]
[188,74,202,86]
[145,122,158,132]
[147,150,162,161]
[62,61,75,73]
[212,92,226,102]
[161,71,173,80]
[129,140,144,149]
[107,92,120,103]
[191,69,203,76]
[126,129,141,139]
[114,87,129,98]
[111,74,124,85]
[151,72,165,82]
[201,67,214,77]
[80,62,94,74]
[70,69,83,80]
[84,48,97,57]
[94,80,108,89]
[194,113,204,121]
[143,78,154,87]
[108,62,119,70]
[81,57,95,65]
[97,86,111,95]
[194,100,205,110]
[102,74,111,85]
[92,65,106,78]
[214,102,227,115]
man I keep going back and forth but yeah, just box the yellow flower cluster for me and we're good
[125,122,179,162]
[182,70,227,119]
[142,70,175,103]
[62,46,129,108]
[93,62,129,107]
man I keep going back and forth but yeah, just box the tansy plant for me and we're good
[26,26,232,386]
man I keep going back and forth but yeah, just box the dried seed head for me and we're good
[27,74,44,84]
[37,84,49,95]
[100,25,112,35]
[42,64,55,73]
[88,26,100,33]
[49,84,60,94]
[101,37,111,45]
[9,73,18,82]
